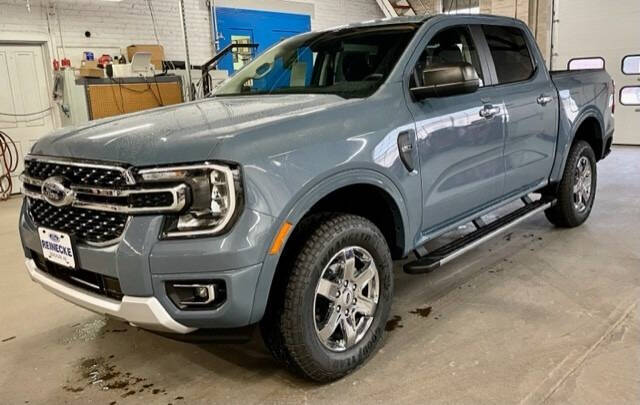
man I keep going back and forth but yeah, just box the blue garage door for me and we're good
[215,7,312,74]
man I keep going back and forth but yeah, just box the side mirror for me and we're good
[410,62,480,100]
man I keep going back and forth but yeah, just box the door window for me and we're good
[411,26,484,87]
[568,57,604,70]
[620,87,640,106]
[482,25,534,84]
[622,55,640,75]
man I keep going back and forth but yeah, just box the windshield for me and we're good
[213,25,418,99]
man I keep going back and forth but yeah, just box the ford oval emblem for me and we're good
[41,176,75,207]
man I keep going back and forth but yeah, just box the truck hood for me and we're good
[32,94,351,167]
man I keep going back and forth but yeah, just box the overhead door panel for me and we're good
[552,0,640,145]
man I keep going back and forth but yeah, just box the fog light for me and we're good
[174,283,215,305]
[166,280,227,310]
[195,286,209,299]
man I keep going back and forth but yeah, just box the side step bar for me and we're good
[404,197,555,274]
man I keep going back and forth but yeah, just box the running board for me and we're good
[404,198,555,274]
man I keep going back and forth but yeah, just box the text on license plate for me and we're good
[38,227,76,269]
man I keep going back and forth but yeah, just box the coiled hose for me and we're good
[0,130,19,201]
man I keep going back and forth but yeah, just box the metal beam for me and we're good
[178,0,194,101]
[375,0,399,17]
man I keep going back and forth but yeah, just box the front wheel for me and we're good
[545,140,597,227]
[261,214,393,382]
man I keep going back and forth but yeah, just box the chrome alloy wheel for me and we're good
[313,246,380,352]
[573,156,592,213]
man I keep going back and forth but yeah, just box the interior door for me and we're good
[407,25,507,233]
[0,44,54,194]
[481,24,558,195]
[215,7,312,74]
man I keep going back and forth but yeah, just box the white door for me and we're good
[552,0,640,145]
[0,44,55,194]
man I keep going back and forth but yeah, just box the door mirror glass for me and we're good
[411,62,480,100]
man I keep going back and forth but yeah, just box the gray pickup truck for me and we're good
[19,14,613,381]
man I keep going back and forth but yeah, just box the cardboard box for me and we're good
[79,60,104,78]
[127,44,164,70]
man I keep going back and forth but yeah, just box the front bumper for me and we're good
[20,199,277,333]
[25,259,195,334]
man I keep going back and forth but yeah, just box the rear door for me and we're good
[406,23,507,233]
[481,24,558,195]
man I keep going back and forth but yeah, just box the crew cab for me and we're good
[19,14,613,381]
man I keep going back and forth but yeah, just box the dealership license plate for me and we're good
[38,227,76,269]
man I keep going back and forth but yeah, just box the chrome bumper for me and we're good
[25,259,196,334]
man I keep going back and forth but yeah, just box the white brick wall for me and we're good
[0,0,383,65]
[305,0,384,30]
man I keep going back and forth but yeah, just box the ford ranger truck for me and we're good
[19,15,614,381]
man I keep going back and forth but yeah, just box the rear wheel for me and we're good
[261,214,393,382]
[545,140,597,227]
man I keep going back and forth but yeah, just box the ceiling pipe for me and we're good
[178,0,194,101]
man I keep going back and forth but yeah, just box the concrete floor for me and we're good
[1,146,639,405]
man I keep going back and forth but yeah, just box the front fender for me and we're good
[248,168,414,324]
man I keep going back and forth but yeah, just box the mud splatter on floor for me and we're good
[63,356,174,400]
[385,315,404,331]
[409,306,432,318]
[504,233,513,241]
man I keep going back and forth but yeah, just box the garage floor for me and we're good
[1,147,639,404]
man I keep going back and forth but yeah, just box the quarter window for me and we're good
[411,26,484,87]
[568,57,604,70]
[483,25,534,84]
[622,55,640,75]
[620,87,640,106]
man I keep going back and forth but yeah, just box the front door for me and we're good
[0,43,55,195]
[481,24,558,195]
[406,25,507,233]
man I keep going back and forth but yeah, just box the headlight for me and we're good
[138,163,242,238]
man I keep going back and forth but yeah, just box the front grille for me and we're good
[28,198,128,245]
[23,156,187,246]
[31,250,124,301]
[24,159,128,187]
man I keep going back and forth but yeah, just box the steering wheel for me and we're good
[363,73,383,81]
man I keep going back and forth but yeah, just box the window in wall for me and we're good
[568,57,604,71]
[622,55,640,75]
[482,25,534,84]
[620,87,640,106]
[411,26,484,88]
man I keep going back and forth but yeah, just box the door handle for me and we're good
[479,105,500,119]
[537,95,553,106]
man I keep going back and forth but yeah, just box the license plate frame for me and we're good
[38,227,77,270]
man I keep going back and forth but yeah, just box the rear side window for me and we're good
[483,25,534,84]
[622,55,640,75]
[568,57,604,70]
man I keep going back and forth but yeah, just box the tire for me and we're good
[260,213,393,382]
[545,140,597,228]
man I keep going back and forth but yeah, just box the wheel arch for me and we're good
[249,169,411,323]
